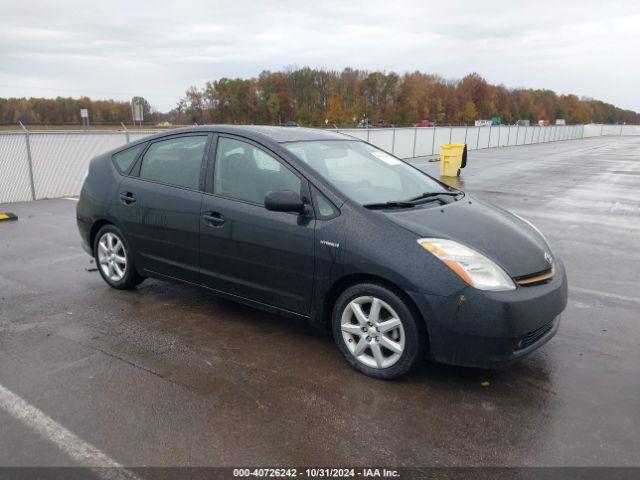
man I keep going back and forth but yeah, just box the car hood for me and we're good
[384,196,553,278]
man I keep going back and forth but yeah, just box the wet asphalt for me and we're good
[0,136,638,468]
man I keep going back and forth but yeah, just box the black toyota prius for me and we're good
[77,125,567,379]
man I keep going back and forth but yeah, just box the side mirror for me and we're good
[264,190,306,213]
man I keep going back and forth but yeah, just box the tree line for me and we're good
[0,96,155,125]
[172,69,639,126]
[1,69,638,126]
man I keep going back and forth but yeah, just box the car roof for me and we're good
[154,125,352,143]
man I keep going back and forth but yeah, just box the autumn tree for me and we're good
[3,69,638,126]
[461,101,478,124]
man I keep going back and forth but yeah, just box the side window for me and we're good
[313,188,338,219]
[139,136,207,189]
[113,143,145,173]
[214,137,301,204]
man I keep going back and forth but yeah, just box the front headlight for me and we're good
[418,238,516,291]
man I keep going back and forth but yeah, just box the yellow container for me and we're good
[439,143,466,177]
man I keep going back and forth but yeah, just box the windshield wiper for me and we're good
[405,191,463,203]
[363,201,416,210]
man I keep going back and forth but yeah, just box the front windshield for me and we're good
[283,140,448,205]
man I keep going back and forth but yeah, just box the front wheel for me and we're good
[94,224,144,290]
[332,283,426,379]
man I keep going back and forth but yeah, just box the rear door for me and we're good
[199,135,316,314]
[118,133,211,283]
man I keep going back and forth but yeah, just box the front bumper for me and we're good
[408,260,568,369]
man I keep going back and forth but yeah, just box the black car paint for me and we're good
[387,196,552,278]
[77,125,568,369]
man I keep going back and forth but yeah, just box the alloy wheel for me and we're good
[340,296,405,369]
[97,232,127,282]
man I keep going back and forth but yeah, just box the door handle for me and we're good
[202,212,225,227]
[119,192,137,205]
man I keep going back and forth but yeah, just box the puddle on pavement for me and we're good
[439,176,466,189]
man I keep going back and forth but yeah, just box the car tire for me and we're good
[332,283,426,379]
[93,224,144,290]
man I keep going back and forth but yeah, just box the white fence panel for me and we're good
[496,126,509,147]
[392,128,416,158]
[540,126,549,142]
[622,125,640,135]
[30,132,128,199]
[582,124,600,137]
[0,133,33,203]
[585,124,640,136]
[2,123,640,204]
[433,127,452,154]
[487,126,498,148]
[532,126,540,143]
[414,128,435,156]
[465,127,479,150]
[477,126,491,148]
[450,127,467,144]
[367,129,394,153]
[535,126,545,143]
[508,126,516,144]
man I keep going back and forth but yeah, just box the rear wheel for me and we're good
[94,224,144,290]
[332,283,425,379]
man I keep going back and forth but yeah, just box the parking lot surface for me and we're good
[0,136,639,468]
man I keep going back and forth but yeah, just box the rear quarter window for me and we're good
[113,144,145,173]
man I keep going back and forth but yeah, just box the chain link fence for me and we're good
[0,127,158,203]
[334,124,588,157]
[1,123,638,204]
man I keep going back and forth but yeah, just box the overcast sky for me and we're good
[1,0,638,112]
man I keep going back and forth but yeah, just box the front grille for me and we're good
[517,321,554,350]
[515,266,554,287]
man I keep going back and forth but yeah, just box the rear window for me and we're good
[113,144,145,173]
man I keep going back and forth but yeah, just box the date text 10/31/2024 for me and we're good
[233,468,400,478]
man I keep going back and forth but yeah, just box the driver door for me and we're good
[199,135,316,314]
